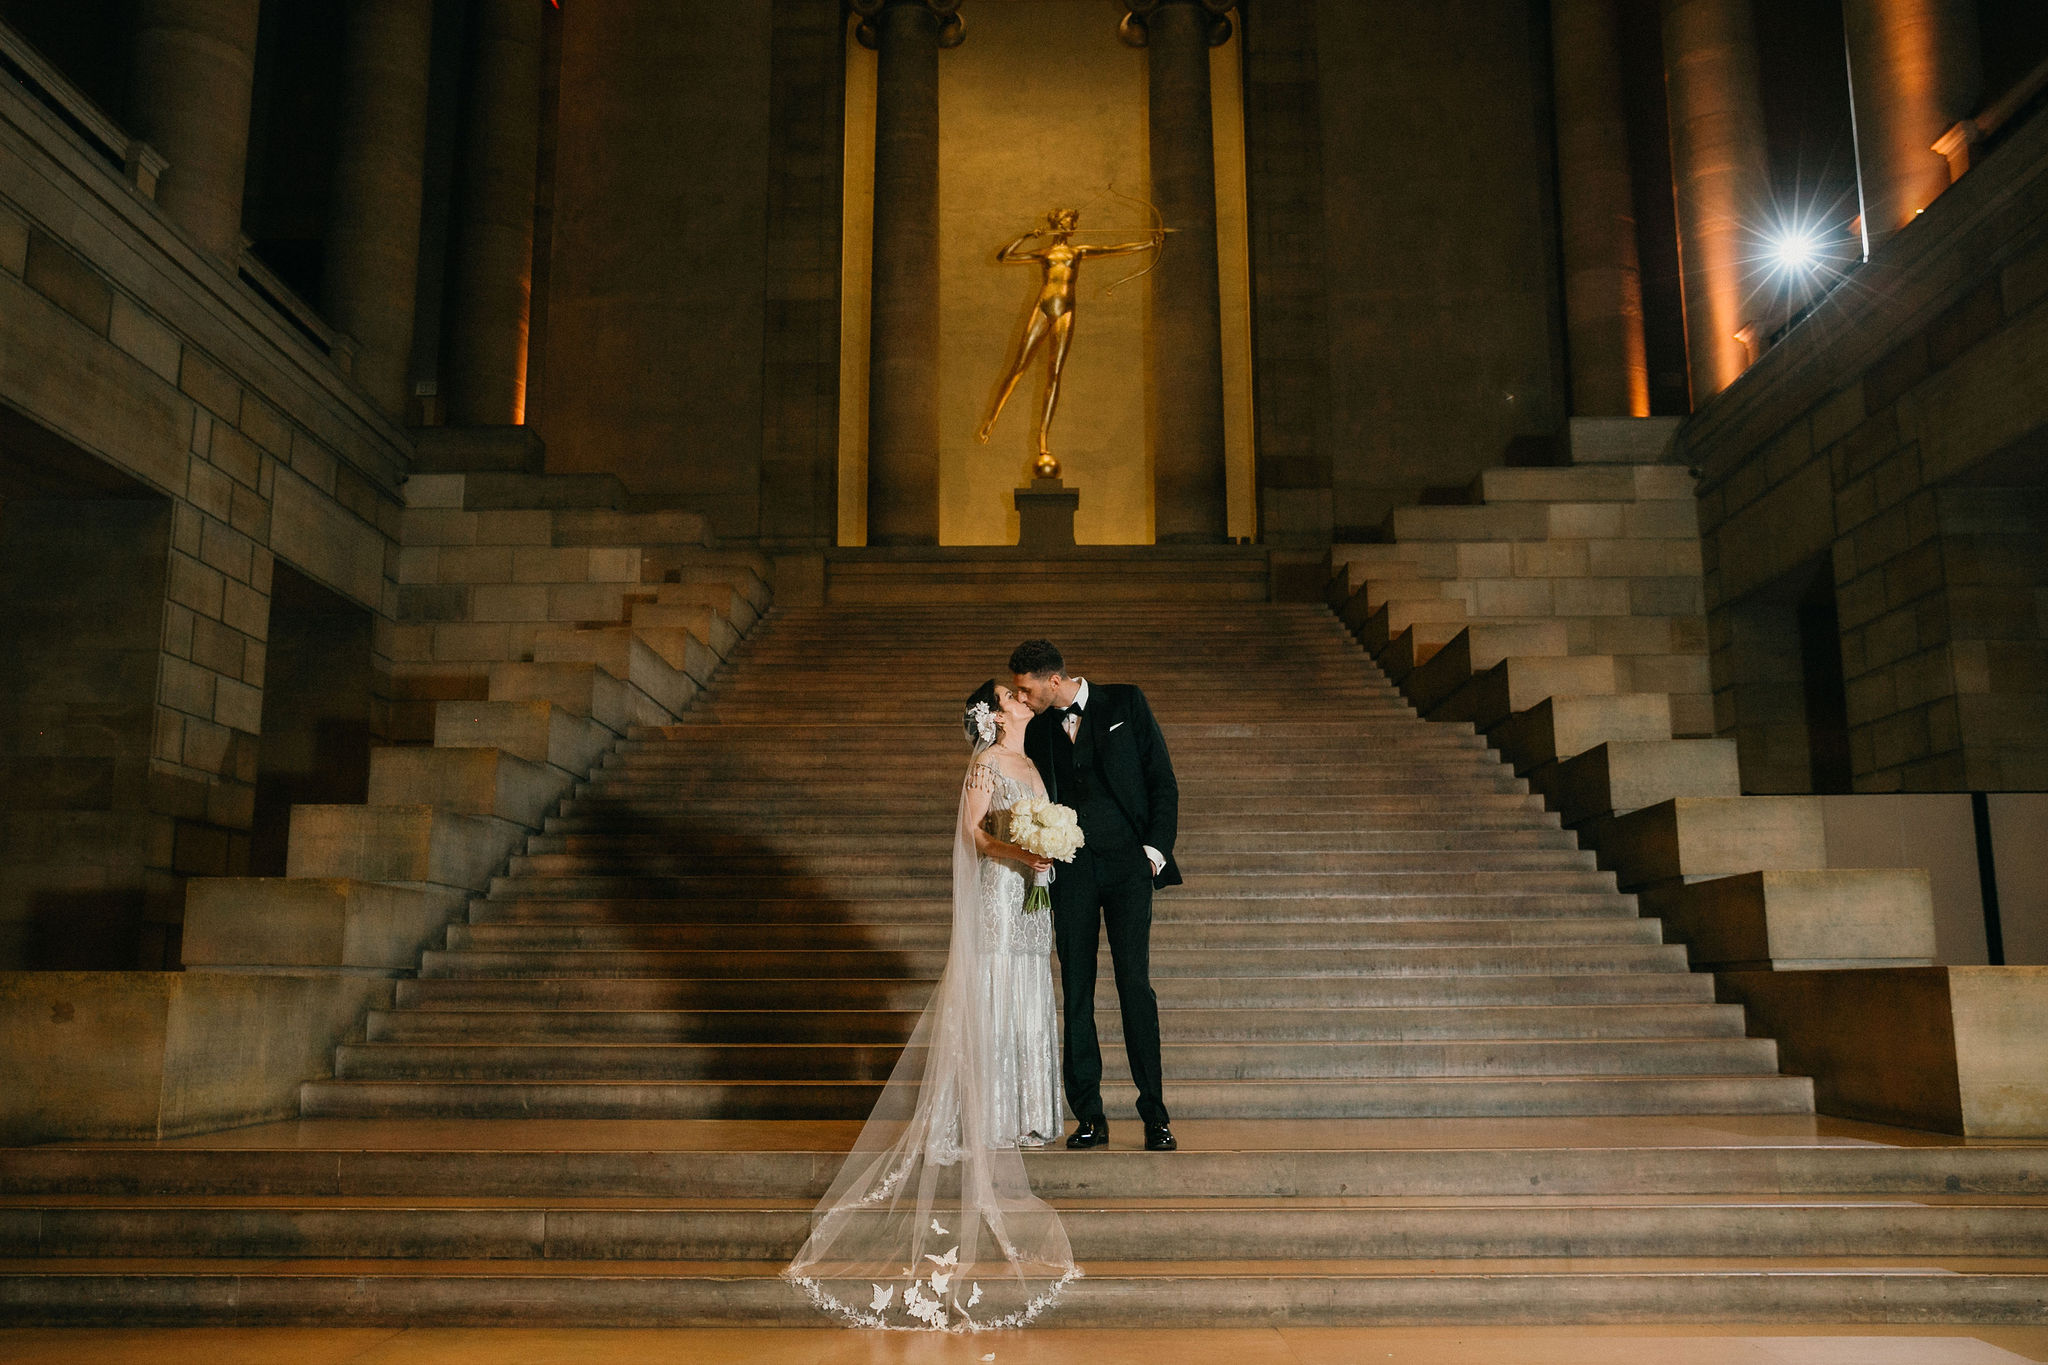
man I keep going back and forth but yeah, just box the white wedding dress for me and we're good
[782,745,1076,1330]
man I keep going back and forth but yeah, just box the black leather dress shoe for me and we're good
[1067,1118,1109,1149]
[1144,1123,1177,1151]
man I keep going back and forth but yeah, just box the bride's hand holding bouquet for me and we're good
[1003,798,1085,912]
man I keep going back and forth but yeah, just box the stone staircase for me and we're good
[3,559,2045,1324]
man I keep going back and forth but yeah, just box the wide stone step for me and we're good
[9,1121,2039,1200]
[362,1001,1748,1044]
[328,1036,1781,1083]
[525,827,1582,855]
[499,849,1599,877]
[6,1256,2038,1327]
[416,942,1688,980]
[296,1073,1814,1120]
[4,1256,2041,1326]
[442,917,1663,952]
[558,794,1556,821]
[393,971,1717,1010]
[577,777,1518,801]
[11,1194,2041,1263]
[641,721,1474,742]
[465,891,1642,925]
[480,869,1620,900]
[542,809,1563,836]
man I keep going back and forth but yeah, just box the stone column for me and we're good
[1124,0,1230,544]
[1843,0,1981,242]
[858,0,961,547]
[323,0,435,420]
[1552,0,1649,417]
[446,0,543,427]
[127,0,264,257]
[1660,0,1772,403]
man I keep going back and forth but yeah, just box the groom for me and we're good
[1010,639,1179,1152]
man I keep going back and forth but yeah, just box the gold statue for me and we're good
[976,206,1164,478]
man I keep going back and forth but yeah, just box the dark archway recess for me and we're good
[249,563,374,879]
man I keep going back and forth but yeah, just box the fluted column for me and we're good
[858,0,961,547]
[447,0,542,426]
[127,0,263,257]
[1661,0,1772,403]
[1552,0,1649,417]
[324,0,434,419]
[1843,0,1981,242]
[1124,0,1230,544]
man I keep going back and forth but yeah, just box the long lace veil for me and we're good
[782,735,1079,1330]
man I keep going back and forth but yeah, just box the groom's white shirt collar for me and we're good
[1068,678,1089,711]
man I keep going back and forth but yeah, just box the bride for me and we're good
[782,681,1080,1330]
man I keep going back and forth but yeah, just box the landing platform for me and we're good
[815,545,1297,604]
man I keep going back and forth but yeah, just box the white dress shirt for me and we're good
[1062,679,1166,877]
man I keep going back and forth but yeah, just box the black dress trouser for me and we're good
[1051,841,1169,1128]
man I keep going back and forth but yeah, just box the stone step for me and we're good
[8,1255,2039,1327]
[328,1036,1781,1083]
[498,850,1600,877]
[524,828,1581,854]
[361,1002,1746,1044]
[413,942,1690,980]
[10,1122,2036,1199]
[4,1256,2040,1327]
[296,1073,1815,1120]
[13,1192,2041,1264]
[541,809,1561,836]
[464,892,1643,925]
[478,870,1622,900]
[637,721,1475,742]
[443,918,1659,952]
[561,791,1550,816]
[392,972,1718,1010]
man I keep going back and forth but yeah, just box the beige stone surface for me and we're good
[433,700,613,776]
[271,466,385,611]
[0,970,390,1143]
[530,627,698,718]
[1951,966,2048,1136]
[365,746,565,828]
[627,601,740,659]
[1815,794,1989,966]
[1988,794,2048,967]
[487,662,633,735]
[181,878,464,970]
[284,804,523,892]
[1717,966,2048,1136]
[1590,797,1826,890]
[1490,693,1672,774]
[1404,623,1570,714]
[1643,868,1936,969]
[1434,655,1618,730]
[1547,739,1742,825]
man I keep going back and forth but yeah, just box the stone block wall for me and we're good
[1682,104,2048,794]
[0,66,409,967]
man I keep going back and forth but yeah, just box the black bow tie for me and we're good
[1054,703,1084,719]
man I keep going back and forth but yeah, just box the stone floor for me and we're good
[0,1324,2043,1363]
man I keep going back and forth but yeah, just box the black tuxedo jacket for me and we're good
[1024,682,1182,889]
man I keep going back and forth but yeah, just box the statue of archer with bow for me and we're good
[975,198,1167,477]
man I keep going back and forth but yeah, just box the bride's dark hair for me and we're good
[962,679,1000,745]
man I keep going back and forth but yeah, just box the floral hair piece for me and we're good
[965,700,998,746]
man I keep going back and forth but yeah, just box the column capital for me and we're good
[1119,0,1236,48]
[854,0,965,51]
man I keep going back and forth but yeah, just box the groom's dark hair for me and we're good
[1009,639,1065,678]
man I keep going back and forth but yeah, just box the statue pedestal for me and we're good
[1014,476,1079,550]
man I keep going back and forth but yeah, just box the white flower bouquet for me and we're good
[1004,797,1084,912]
